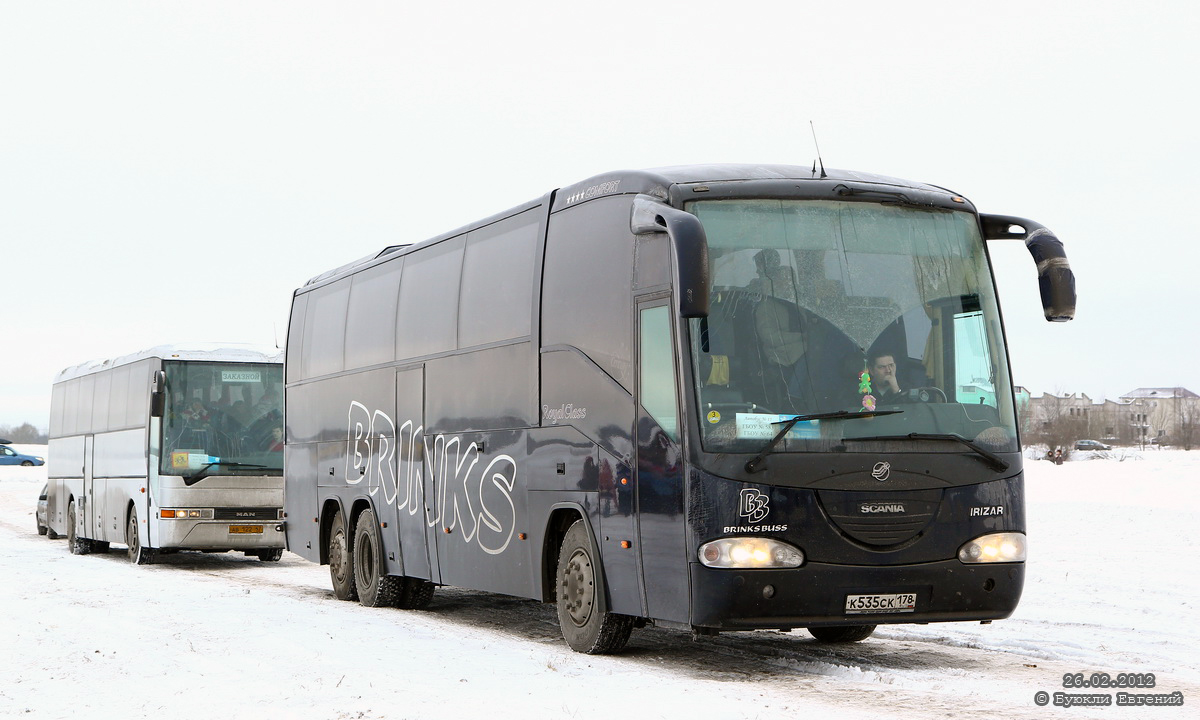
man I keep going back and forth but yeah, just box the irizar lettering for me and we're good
[969,506,1005,517]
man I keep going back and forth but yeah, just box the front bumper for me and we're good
[690,559,1024,630]
[155,521,286,551]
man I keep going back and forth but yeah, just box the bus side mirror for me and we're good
[631,195,711,318]
[150,370,167,418]
[981,214,1076,322]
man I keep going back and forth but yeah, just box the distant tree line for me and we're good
[0,423,48,444]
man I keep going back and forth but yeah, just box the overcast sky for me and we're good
[2,1,1197,429]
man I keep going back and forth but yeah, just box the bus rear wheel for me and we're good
[328,508,358,601]
[555,520,633,654]
[807,625,876,643]
[396,578,435,610]
[353,508,404,608]
[126,509,154,565]
[67,500,91,555]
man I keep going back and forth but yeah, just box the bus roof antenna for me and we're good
[810,121,827,179]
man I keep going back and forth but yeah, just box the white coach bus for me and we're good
[46,344,286,564]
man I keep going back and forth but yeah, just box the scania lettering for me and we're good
[47,344,286,564]
[283,164,1075,653]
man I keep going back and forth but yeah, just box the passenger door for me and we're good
[635,300,689,624]
[395,366,435,582]
[83,435,97,539]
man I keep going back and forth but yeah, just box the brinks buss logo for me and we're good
[739,488,770,523]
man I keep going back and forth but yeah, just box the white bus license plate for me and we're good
[845,593,917,614]
[229,524,263,534]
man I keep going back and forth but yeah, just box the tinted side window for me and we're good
[76,376,96,436]
[107,364,131,430]
[286,294,308,384]
[125,360,151,428]
[345,259,401,369]
[640,304,679,442]
[62,379,79,436]
[303,280,351,379]
[50,383,66,437]
[396,236,464,360]
[542,196,635,389]
[91,370,112,434]
[459,211,538,347]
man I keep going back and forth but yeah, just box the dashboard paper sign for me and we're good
[735,414,820,440]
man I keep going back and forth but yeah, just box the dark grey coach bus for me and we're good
[283,163,1075,653]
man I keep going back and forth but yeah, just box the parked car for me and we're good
[36,483,50,536]
[0,445,44,466]
[1074,439,1111,451]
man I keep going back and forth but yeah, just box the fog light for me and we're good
[958,532,1026,563]
[698,537,804,569]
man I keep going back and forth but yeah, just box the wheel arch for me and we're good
[318,496,349,566]
[540,503,595,603]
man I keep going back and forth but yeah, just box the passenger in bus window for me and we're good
[181,399,211,425]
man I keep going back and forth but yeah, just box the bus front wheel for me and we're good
[807,625,876,643]
[126,509,154,565]
[555,520,633,654]
[328,508,358,601]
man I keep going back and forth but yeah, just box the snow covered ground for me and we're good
[2,444,1197,719]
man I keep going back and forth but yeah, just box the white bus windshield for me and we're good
[687,199,1017,455]
[160,361,284,475]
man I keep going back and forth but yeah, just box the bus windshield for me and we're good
[687,199,1018,455]
[160,361,284,475]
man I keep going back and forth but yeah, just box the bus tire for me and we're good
[127,509,155,565]
[67,500,91,555]
[328,508,358,601]
[807,625,876,643]
[556,519,633,654]
[396,578,435,610]
[353,508,403,608]
[255,548,284,562]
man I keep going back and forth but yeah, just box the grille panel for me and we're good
[817,489,943,547]
[214,507,281,521]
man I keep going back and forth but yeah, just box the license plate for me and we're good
[229,524,263,534]
[845,593,917,614]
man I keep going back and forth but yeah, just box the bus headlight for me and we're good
[958,532,1026,563]
[159,508,215,520]
[698,538,804,569]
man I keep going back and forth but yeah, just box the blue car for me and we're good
[0,445,44,466]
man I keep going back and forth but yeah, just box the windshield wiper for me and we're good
[745,409,903,474]
[183,461,272,486]
[843,432,1010,472]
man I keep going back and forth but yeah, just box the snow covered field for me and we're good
[2,445,1197,720]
